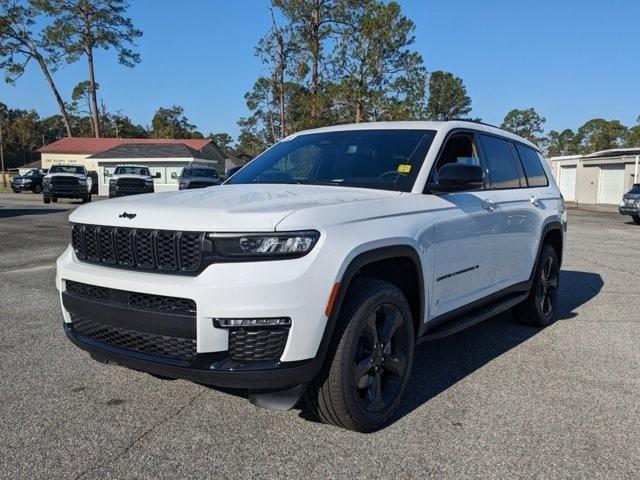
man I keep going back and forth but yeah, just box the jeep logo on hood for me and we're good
[119,212,137,220]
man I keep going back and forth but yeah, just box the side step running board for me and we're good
[417,292,529,344]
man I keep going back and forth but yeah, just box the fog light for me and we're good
[214,317,291,328]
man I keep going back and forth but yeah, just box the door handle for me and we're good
[530,195,540,206]
[482,199,497,212]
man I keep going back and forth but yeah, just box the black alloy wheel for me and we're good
[353,303,409,413]
[536,255,559,319]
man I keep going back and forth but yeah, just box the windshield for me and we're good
[183,168,218,178]
[24,170,39,177]
[227,129,436,192]
[115,166,150,176]
[50,165,84,174]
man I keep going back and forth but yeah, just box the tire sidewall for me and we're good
[533,245,560,326]
[340,283,414,430]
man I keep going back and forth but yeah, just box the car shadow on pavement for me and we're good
[393,269,603,423]
[0,208,67,218]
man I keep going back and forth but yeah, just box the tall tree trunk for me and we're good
[35,56,73,137]
[309,0,321,120]
[86,47,101,138]
[355,100,362,123]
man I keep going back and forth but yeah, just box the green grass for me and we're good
[0,185,13,193]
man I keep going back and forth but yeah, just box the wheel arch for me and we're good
[316,244,425,363]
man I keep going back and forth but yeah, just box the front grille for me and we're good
[118,178,145,188]
[71,315,197,362]
[52,176,79,186]
[228,328,289,361]
[71,224,204,274]
[65,280,196,315]
[187,181,214,189]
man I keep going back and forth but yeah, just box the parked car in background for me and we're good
[224,166,242,180]
[43,165,92,204]
[108,165,155,198]
[178,166,221,189]
[57,120,566,432]
[10,169,45,193]
[619,183,640,224]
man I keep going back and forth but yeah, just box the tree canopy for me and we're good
[425,71,472,121]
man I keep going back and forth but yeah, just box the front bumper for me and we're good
[109,185,154,197]
[619,205,640,216]
[64,322,317,390]
[45,185,89,198]
[56,240,337,387]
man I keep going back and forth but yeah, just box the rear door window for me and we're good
[515,144,549,187]
[478,134,522,190]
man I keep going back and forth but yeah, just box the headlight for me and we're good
[145,179,154,185]
[23,179,32,183]
[207,231,320,259]
[109,179,117,185]
[43,177,51,184]
[78,178,87,185]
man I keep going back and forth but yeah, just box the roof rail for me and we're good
[448,118,503,130]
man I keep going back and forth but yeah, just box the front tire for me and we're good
[33,184,42,194]
[305,278,415,432]
[43,197,50,204]
[632,215,640,225]
[51,197,58,203]
[82,194,91,203]
[512,244,560,326]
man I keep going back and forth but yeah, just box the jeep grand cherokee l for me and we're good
[56,121,566,432]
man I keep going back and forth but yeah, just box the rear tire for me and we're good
[305,278,415,432]
[51,197,58,203]
[82,194,91,203]
[512,244,560,327]
[33,184,42,194]
[43,197,50,204]
[632,215,640,225]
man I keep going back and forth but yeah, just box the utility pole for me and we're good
[0,108,6,188]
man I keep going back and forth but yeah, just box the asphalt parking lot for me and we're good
[1,191,639,479]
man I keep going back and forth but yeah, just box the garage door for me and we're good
[598,164,625,204]
[559,166,576,201]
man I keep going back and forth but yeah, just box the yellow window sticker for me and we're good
[397,164,411,173]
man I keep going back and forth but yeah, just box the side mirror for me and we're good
[105,171,112,177]
[154,172,161,179]
[427,163,484,194]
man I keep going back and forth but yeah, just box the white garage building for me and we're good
[549,148,640,205]
[88,143,218,197]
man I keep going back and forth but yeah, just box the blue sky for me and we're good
[1,0,639,139]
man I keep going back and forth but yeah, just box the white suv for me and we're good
[56,121,566,431]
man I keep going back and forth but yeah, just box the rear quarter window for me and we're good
[516,144,549,187]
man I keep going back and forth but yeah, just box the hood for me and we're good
[70,183,400,231]
[111,174,152,181]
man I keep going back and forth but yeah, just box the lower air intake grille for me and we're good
[228,328,288,361]
[65,280,196,316]
[71,315,197,362]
